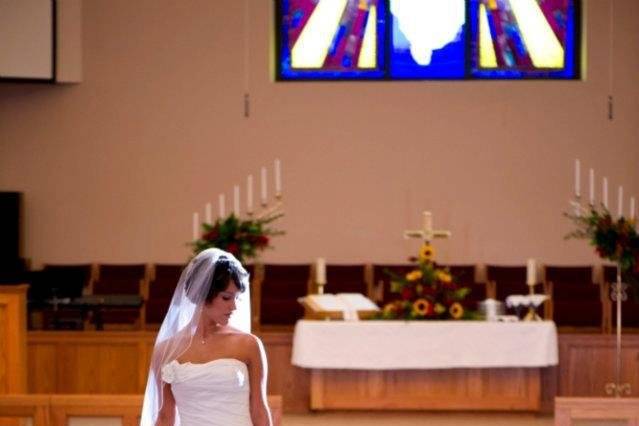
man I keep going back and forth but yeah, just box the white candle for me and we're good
[526,259,536,285]
[274,158,282,196]
[618,186,623,217]
[193,212,199,240]
[574,159,581,198]
[233,185,240,216]
[205,202,212,224]
[316,258,326,285]
[603,177,609,209]
[218,194,225,218]
[260,166,267,205]
[247,174,254,214]
[631,197,636,220]
[589,168,595,206]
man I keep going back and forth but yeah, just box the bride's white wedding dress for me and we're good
[161,358,252,426]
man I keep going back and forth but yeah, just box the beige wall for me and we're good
[0,0,638,268]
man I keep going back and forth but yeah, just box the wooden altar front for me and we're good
[293,320,558,411]
[310,367,541,410]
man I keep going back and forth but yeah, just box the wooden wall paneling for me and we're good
[27,343,57,393]
[0,285,28,394]
[27,332,155,394]
[558,334,639,397]
[259,332,310,413]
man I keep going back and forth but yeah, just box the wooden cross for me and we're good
[404,211,451,243]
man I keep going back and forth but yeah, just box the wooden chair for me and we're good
[256,264,312,330]
[29,264,94,330]
[545,266,605,332]
[144,264,184,329]
[604,265,639,332]
[486,265,546,317]
[92,263,148,329]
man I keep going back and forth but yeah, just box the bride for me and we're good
[141,248,272,426]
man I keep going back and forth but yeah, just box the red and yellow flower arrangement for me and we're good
[380,242,472,320]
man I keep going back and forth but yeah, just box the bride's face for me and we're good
[204,281,241,325]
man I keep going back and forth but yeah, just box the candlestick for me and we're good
[260,166,267,206]
[316,258,326,286]
[589,168,595,206]
[193,212,199,241]
[526,258,536,286]
[233,185,240,216]
[274,159,282,196]
[631,197,636,220]
[218,194,225,218]
[603,177,609,209]
[205,202,212,224]
[575,159,581,198]
[247,174,254,214]
[618,186,623,218]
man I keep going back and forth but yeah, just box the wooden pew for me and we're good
[0,394,49,426]
[555,396,639,425]
[0,394,283,426]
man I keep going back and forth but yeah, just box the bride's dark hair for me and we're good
[205,256,246,303]
[184,255,247,305]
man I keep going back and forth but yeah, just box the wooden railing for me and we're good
[0,394,283,426]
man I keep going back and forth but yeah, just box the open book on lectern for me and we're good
[298,293,380,320]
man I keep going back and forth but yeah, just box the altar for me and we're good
[292,320,558,411]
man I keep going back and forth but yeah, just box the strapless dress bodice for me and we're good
[161,358,251,426]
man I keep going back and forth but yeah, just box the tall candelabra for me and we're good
[605,264,631,397]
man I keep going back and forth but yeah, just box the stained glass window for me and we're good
[276,0,580,80]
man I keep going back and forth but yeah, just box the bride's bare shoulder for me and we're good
[223,328,263,352]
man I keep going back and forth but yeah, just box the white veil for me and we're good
[140,248,251,425]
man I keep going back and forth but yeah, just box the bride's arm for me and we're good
[155,383,176,426]
[247,335,273,426]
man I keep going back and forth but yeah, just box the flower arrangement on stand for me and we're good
[565,206,639,292]
[191,212,284,263]
[380,243,474,320]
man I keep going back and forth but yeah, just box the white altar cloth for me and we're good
[292,320,558,370]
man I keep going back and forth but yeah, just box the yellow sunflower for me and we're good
[383,303,396,315]
[406,270,423,281]
[412,298,431,316]
[449,302,464,319]
[436,270,452,283]
[418,243,435,262]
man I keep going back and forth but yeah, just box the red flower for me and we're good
[421,285,436,297]
[401,286,413,301]
[202,229,219,241]
[227,243,239,255]
[255,235,269,247]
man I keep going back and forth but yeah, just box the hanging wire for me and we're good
[607,0,614,121]
[243,0,250,118]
